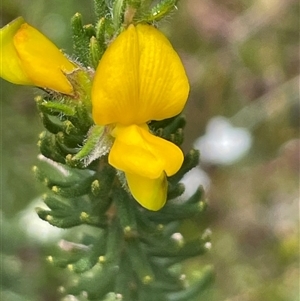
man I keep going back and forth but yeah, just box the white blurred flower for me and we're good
[180,167,210,199]
[18,197,64,243]
[194,116,252,165]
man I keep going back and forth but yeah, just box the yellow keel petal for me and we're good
[126,172,167,211]
[109,124,183,179]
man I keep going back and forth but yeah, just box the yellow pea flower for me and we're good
[92,24,189,211]
[0,17,75,94]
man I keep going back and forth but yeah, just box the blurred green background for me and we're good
[1,0,299,300]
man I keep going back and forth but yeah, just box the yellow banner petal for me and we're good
[92,24,189,125]
[13,23,75,94]
[0,17,32,85]
[126,171,167,211]
[109,124,183,178]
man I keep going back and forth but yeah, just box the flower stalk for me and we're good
[1,0,213,300]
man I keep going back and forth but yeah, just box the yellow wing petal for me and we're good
[13,23,75,94]
[126,171,167,211]
[92,24,189,125]
[109,124,183,178]
[0,17,32,85]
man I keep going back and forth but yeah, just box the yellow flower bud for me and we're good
[0,17,76,94]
